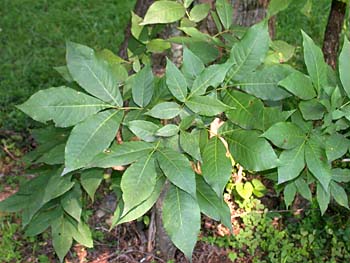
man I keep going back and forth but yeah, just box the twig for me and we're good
[147,207,156,253]
[1,145,19,161]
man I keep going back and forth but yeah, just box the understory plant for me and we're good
[203,196,350,263]
[0,0,350,261]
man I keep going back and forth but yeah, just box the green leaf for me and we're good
[277,143,305,184]
[263,122,306,149]
[61,184,82,222]
[181,47,205,87]
[339,37,350,98]
[0,168,73,227]
[180,115,196,130]
[190,3,210,22]
[325,133,350,161]
[210,10,223,32]
[127,120,159,142]
[184,0,194,8]
[265,40,295,64]
[80,169,103,201]
[146,39,171,53]
[196,176,232,231]
[223,90,264,130]
[190,63,231,96]
[162,184,200,260]
[278,71,316,100]
[17,87,111,127]
[331,86,343,110]
[330,181,349,209]
[262,108,294,131]
[25,206,63,237]
[66,42,123,106]
[132,65,154,107]
[180,130,201,161]
[294,178,312,201]
[71,221,93,248]
[51,216,74,262]
[227,22,269,81]
[202,137,232,196]
[131,11,147,41]
[187,41,219,64]
[156,124,179,137]
[65,110,123,171]
[141,1,186,25]
[185,95,229,116]
[252,179,266,197]
[305,137,332,190]
[115,175,165,226]
[299,99,326,120]
[121,154,157,214]
[145,102,182,119]
[216,0,233,30]
[88,141,154,168]
[156,148,196,197]
[224,129,278,171]
[238,65,294,101]
[166,58,188,102]
[54,66,73,82]
[332,168,350,183]
[317,183,330,215]
[301,31,328,93]
[291,110,313,133]
[44,171,75,203]
[236,182,253,200]
[284,183,297,208]
[37,143,65,165]
[267,0,292,17]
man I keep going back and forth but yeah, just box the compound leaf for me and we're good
[185,95,229,116]
[65,110,123,171]
[263,122,306,149]
[162,184,200,260]
[80,169,104,201]
[277,143,305,184]
[166,58,188,102]
[339,37,350,98]
[216,0,233,29]
[202,137,232,196]
[146,102,182,119]
[156,148,196,197]
[301,31,328,93]
[227,22,269,81]
[224,129,278,171]
[121,154,157,214]
[88,141,154,168]
[17,87,111,127]
[141,1,185,25]
[66,42,123,106]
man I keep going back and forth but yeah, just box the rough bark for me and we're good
[231,0,269,26]
[231,0,274,38]
[322,0,347,69]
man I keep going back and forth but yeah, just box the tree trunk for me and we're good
[322,0,347,69]
[231,0,270,26]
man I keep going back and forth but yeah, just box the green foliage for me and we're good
[0,217,23,262]
[1,0,350,261]
[203,197,350,263]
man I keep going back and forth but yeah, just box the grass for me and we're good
[0,0,136,131]
[276,0,331,46]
